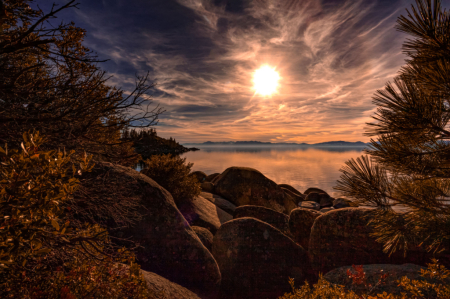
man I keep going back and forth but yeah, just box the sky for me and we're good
[52,0,417,143]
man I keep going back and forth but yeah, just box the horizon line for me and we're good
[182,140,369,145]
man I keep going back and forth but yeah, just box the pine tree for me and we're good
[335,0,450,258]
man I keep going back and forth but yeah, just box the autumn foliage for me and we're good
[279,259,450,299]
[141,154,201,206]
[0,0,162,296]
[0,132,156,298]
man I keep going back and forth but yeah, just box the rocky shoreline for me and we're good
[76,163,450,299]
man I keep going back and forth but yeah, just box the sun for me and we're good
[253,65,280,96]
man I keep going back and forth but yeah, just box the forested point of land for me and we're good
[121,128,199,160]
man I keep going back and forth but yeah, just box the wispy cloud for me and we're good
[61,0,415,143]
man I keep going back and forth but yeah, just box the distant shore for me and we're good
[183,141,369,147]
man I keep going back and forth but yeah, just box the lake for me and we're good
[180,145,366,198]
[135,145,414,212]
[180,146,415,212]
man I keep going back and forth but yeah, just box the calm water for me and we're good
[180,146,366,198]
[135,145,413,212]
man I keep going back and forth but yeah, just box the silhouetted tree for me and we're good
[0,0,164,168]
[335,0,450,258]
[0,1,165,296]
[122,127,187,159]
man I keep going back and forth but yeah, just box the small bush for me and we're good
[278,259,450,299]
[142,154,201,205]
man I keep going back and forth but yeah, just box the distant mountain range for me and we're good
[183,141,368,147]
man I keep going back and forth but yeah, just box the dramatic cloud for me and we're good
[56,0,415,143]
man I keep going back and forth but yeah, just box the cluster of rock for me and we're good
[76,163,450,299]
[191,169,358,216]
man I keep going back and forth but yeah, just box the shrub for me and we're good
[278,259,450,299]
[0,132,157,298]
[141,154,201,205]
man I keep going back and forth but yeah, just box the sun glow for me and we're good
[253,65,280,96]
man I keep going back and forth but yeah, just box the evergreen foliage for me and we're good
[122,127,190,159]
[141,154,201,205]
[279,1,450,297]
[335,0,450,258]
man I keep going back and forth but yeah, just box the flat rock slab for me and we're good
[178,195,233,235]
[200,192,237,216]
[233,205,290,236]
[212,217,313,299]
[323,263,450,298]
[74,162,221,299]
[299,201,320,210]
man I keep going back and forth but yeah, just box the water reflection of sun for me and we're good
[253,65,280,96]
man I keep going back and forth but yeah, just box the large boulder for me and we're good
[289,208,323,250]
[206,173,221,182]
[282,192,299,214]
[141,269,202,299]
[318,193,333,208]
[192,226,214,252]
[178,195,233,235]
[213,167,288,214]
[305,192,320,203]
[304,187,328,196]
[233,205,290,236]
[201,181,214,193]
[212,218,313,299]
[211,173,223,185]
[73,162,221,299]
[309,208,431,276]
[323,263,449,298]
[281,187,304,206]
[190,171,207,183]
[333,197,359,209]
[332,197,350,209]
[200,192,236,215]
[278,184,302,196]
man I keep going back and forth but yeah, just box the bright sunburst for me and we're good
[253,65,280,96]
